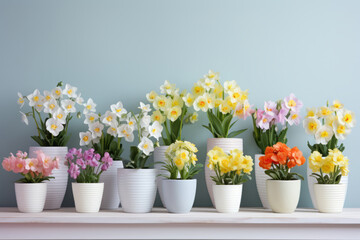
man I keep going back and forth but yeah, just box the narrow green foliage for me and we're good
[125,146,150,169]
[211,163,251,185]
[93,134,123,160]
[311,166,342,184]
[307,135,345,156]
[265,162,304,181]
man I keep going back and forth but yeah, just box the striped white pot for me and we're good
[205,138,243,207]
[100,160,124,210]
[267,180,301,213]
[255,154,271,209]
[213,184,243,213]
[154,146,169,208]
[117,168,157,213]
[29,146,68,210]
[314,183,346,213]
[15,182,47,213]
[307,159,348,209]
[72,183,104,213]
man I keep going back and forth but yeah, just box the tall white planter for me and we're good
[205,138,243,207]
[255,154,271,209]
[307,160,348,209]
[154,146,168,207]
[117,168,157,213]
[267,180,301,213]
[72,183,104,213]
[15,182,47,213]
[29,146,68,210]
[100,160,124,210]
[213,184,243,213]
[314,184,346,213]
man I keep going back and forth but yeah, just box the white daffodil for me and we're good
[83,98,96,114]
[224,80,237,94]
[27,89,43,107]
[153,95,170,111]
[84,113,99,125]
[138,137,154,156]
[76,93,84,105]
[44,99,59,114]
[182,93,195,107]
[151,110,165,124]
[141,128,150,138]
[118,124,134,142]
[53,108,68,124]
[61,99,76,113]
[229,87,242,103]
[219,102,232,114]
[303,117,321,135]
[139,102,151,113]
[45,118,64,136]
[213,83,224,99]
[317,106,333,118]
[191,82,205,96]
[331,100,344,111]
[63,84,78,98]
[20,111,28,125]
[315,126,334,144]
[190,112,198,123]
[305,107,317,118]
[43,90,53,102]
[167,106,182,122]
[202,78,216,91]
[203,93,215,109]
[204,70,220,81]
[126,115,137,130]
[110,101,127,118]
[140,114,151,128]
[325,115,336,127]
[79,131,92,146]
[89,122,104,138]
[171,95,184,108]
[51,87,62,99]
[148,121,163,140]
[337,109,355,128]
[160,80,176,95]
[34,100,45,112]
[17,92,25,108]
[146,91,157,103]
[107,123,119,137]
[333,119,350,140]
[101,111,117,126]
[193,95,208,112]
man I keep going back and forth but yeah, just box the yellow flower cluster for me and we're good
[166,140,198,170]
[309,149,349,176]
[207,146,253,175]
[303,100,355,144]
[190,70,251,117]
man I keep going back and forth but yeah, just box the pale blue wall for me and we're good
[0,0,359,208]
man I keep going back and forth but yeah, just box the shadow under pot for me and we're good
[161,179,197,213]
[266,179,301,213]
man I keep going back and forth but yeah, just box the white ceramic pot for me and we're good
[100,160,124,210]
[307,160,348,209]
[205,138,243,207]
[267,180,301,213]
[72,183,104,213]
[117,168,157,213]
[213,184,243,213]
[161,179,196,213]
[154,146,169,207]
[314,183,346,213]
[254,154,271,209]
[29,146,68,209]
[15,182,47,213]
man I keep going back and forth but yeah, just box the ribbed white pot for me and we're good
[15,182,47,213]
[117,168,157,213]
[72,183,104,213]
[205,138,243,207]
[161,179,197,213]
[29,146,68,210]
[154,146,169,207]
[213,184,243,213]
[314,184,346,213]
[307,160,348,209]
[100,161,124,210]
[254,154,271,209]
[267,180,301,213]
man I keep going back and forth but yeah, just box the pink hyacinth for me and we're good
[282,93,303,113]
[69,163,80,179]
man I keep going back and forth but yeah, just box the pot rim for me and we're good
[207,137,243,141]
[314,183,345,186]
[71,182,104,185]
[14,182,47,185]
[162,178,197,182]
[212,184,243,187]
[117,168,156,171]
[29,146,68,149]
[266,179,301,182]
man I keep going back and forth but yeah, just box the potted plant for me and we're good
[146,80,198,206]
[259,142,305,213]
[18,82,90,209]
[309,149,349,213]
[303,100,355,209]
[79,101,128,209]
[252,94,303,208]
[65,148,113,213]
[207,147,253,213]
[160,140,202,213]
[117,102,163,213]
[2,150,59,213]
[189,70,253,206]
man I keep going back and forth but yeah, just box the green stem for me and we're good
[32,107,41,137]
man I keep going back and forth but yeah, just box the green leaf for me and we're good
[207,111,224,137]
[227,128,247,138]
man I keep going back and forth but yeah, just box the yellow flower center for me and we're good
[94,127,100,132]
[57,114,63,119]
[67,89,73,95]
[199,100,206,107]
[208,73,215,78]
[19,98,24,103]
[152,129,156,133]
[86,105,92,110]
[111,127,116,132]
[344,114,352,123]
[159,100,165,106]
[320,131,329,138]
[129,121,133,125]
[175,158,182,166]
[34,96,39,102]
[288,99,296,107]
[262,118,268,123]
[17,163,23,168]
[89,116,94,121]
[309,122,317,131]
[171,110,178,116]
[116,108,122,112]
[181,152,187,159]
[66,104,72,110]
[291,114,298,120]
[195,86,202,93]
[106,116,113,122]
[143,144,149,149]
[49,104,55,109]
[51,124,57,130]
[83,136,89,141]
[307,111,315,117]
[155,115,160,121]
[233,92,240,99]
[55,90,61,95]
[46,95,51,101]
[337,125,345,134]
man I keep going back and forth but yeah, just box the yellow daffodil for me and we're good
[146,91,157,103]
[167,106,182,122]
[151,110,165,124]
[303,117,321,135]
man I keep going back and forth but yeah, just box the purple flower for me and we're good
[286,111,301,126]
[88,158,99,167]
[69,148,77,155]
[282,93,303,113]
[94,153,101,161]
[101,163,109,171]
[256,113,274,130]
[101,152,113,165]
[264,101,278,116]
[68,163,80,179]
[65,152,74,161]
[276,108,289,125]
[76,158,86,169]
